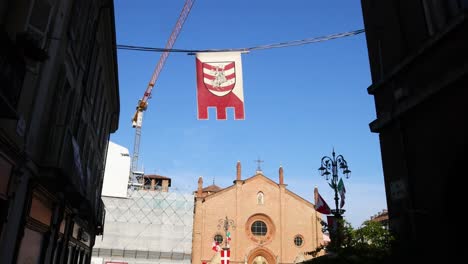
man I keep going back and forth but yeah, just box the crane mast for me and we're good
[130,0,195,181]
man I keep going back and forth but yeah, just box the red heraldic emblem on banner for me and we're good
[221,249,230,264]
[196,52,245,120]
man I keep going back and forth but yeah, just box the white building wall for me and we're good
[102,141,130,198]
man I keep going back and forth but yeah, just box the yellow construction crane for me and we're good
[130,0,195,180]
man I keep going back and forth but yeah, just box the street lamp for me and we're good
[318,149,351,251]
[318,149,351,218]
[217,216,236,249]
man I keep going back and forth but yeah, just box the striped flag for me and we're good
[338,178,346,208]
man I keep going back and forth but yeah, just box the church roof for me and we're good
[202,184,222,192]
[243,172,279,187]
[200,173,315,209]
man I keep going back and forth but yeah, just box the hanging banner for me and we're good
[221,249,230,264]
[195,52,245,120]
[327,215,338,233]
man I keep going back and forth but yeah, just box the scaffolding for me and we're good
[92,185,194,264]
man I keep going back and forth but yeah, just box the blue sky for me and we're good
[111,0,387,228]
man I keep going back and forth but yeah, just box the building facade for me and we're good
[360,0,468,259]
[100,141,131,199]
[0,0,119,263]
[369,209,389,229]
[192,162,324,264]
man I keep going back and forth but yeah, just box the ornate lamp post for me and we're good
[217,216,236,249]
[318,149,351,218]
[318,149,351,250]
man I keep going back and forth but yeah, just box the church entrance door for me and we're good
[253,255,268,264]
[247,248,275,264]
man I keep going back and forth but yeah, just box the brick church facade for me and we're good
[192,162,324,264]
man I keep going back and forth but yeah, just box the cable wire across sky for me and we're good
[117,29,365,53]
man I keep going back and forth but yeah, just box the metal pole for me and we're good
[224,216,229,248]
[334,183,339,216]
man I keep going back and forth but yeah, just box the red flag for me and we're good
[221,249,230,264]
[196,52,245,120]
[314,187,332,214]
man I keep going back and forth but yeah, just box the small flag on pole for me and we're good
[314,187,332,214]
[338,178,346,208]
[212,241,221,252]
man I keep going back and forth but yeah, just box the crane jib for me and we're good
[130,0,195,179]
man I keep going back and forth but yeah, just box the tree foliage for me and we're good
[351,220,393,251]
[303,219,393,264]
[340,219,393,256]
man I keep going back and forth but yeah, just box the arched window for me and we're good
[257,192,264,205]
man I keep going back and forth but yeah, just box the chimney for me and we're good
[162,179,169,192]
[197,176,203,197]
[151,179,156,191]
[314,186,318,204]
[236,161,241,181]
[279,166,284,185]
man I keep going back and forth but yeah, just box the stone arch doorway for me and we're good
[253,256,268,264]
[247,247,276,264]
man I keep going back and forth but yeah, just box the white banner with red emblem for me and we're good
[221,249,230,264]
[195,52,245,120]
